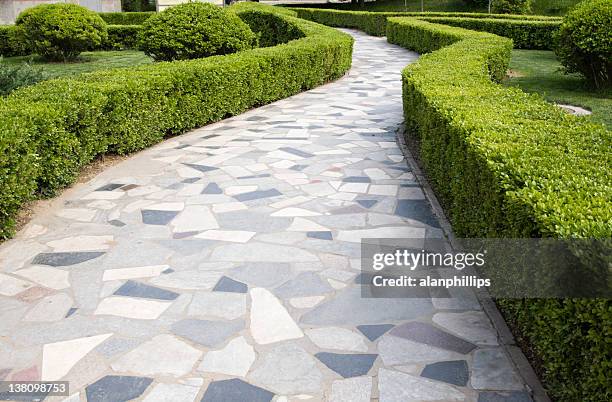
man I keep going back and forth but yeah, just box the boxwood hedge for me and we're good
[99,11,154,25]
[292,8,560,49]
[0,3,353,237]
[387,16,611,400]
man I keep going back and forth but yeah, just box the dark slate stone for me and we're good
[173,231,198,239]
[238,174,271,180]
[357,324,394,341]
[234,189,282,202]
[183,177,200,184]
[95,183,124,191]
[108,220,126,227]
[343,176,371,183]
[389,322,476,354]
[307,231,333,241]
[213,276,248,293]
[356,199,378,209]
[175,144,190,149]
[141,210,178,225]
[114,280,179,301]
[202,183,223,194]
[421,360,469,386]
[478,391,533,402]
[394,199,441,228]
[120,184,139,191]
[246,116,268,121]
[315,353,378,378]
[183,163,219,173]
[32,252,105,267]
[86,375,153,402]
[162,268,175,274]
[201,134,220,140]
[65,307,78,318]
[279,147,313,158]
[201,379,273,402]
[290,164,308,171]
[172,319,244,347]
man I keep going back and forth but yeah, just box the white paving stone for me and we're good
[102,265,169,281]
[150,270,223,290]
[23,293,73,322]
[250,287,303,344]
[290,296,325,308]
[94,297,172,320]
[433,311,499,346]
[198,336,255,377]
[287,218,329,232]
[306,327,368,352]
[142,383,200,402]
[56,208,97,222]
[46,235,114,252]
[42,333,112,381]
[14,265,71,290]
[0,273,34,296]
[195,230,255,243]
[271,208,321,217]
[171,205,218,232]
[188,291,246,320]
[378,368,465,401]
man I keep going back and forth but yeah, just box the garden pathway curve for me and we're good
[0,30,530,402]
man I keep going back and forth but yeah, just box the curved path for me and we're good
[0,31,529,401]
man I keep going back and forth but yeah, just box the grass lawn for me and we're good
[504,49,612,129]
[1,50,153,79]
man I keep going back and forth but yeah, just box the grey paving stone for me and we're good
[85,375,153,402]
[95,183,124,191]
[274,272,333,298]
[141,210,179,225]
[229,263,293,288]
[478,391,533,402]
[113,280,180,301]
[108,220,126,227]
[471,349,524,390]
[183,163,218,173]
[201,379,273,402]
[31,252,105,267]
[171,319,244,347]
[378,368,465,402]
[279,147,313,158]
[300,287,433,325]
[202,183,223,194]
[233,189,282,202]
[307,231,333,240]
[394,199,441,228]
[357,324,394,341]
[343,176,371,183]
[315,352,377,378]
[421,360,469,386]
[389,321,476,354]
[213,276,248,293]
[356,199,378,209]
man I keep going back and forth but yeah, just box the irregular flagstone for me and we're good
[389,321,477,354]
[273,272,333,298]
[290,295,325,309]
[111,335,202,378]
[202,378,274,402]
[113,280,180,301]
[329,376,372,402]
[306,327,368,352]
[378,368,466,401]
[212,276,248,293]
[336,226,425,243]
[250,344,322,394]
[102,265,168,281]
[198,336,255,377]
[229,262,293,288]
[142,383,201,402]
[315,352,377,378]
[478,391,533,402]
[172,318,244,347]
[421,360,469,386]
[149,270,223,290]
[23,293,73,322]
[195,230,255,243]
[433,312,499,346]
[42,333,112,381]
[172,205,219,232]
[212,242,318,263]
[0,273,33,296]
[188,291,246,320]
[250,287,303,344]
[86,375,153,402]
[471,349,524,390]
[94,297,172,320]
[14,265,70,290]
[31,252,105,267]
[300,287,433,325]
[142,210,179,225]
[46,235,114,252]
[357,324,394,342]
[378,334,465,365]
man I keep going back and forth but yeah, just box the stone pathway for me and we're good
[0,30,531,402]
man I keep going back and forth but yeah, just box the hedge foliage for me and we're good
[293,8,560,49]
[386,16,611,400]
[99,11,154,25]
[0,3,352,237]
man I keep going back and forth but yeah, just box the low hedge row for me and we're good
[99,11,154,25]
[0,3,353,237]
[292,8,560,49]
[0,24,141,56]
[387,17,611,400]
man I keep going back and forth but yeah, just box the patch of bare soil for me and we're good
[506,69,525,78]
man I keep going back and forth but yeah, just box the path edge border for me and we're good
[395,124,551,402]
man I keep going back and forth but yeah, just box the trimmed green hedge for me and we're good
[387,16,611,400]
[293,8,560,49]
[99,11,154,25]
[0,3,353,237]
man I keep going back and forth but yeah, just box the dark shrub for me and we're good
[15,4,108,61]
[0,60,45,95]
[138,3,257,61]
[554,0,611,88]
[491,0,532,14]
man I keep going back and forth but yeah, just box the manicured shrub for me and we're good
[554,0,611,89]
[138,2,257,61]
[0,60,45,95]
[491,0,532,14]
[0,3,352,238]
[14,4,108,61]
[99,11,154,25]
[386,16,611,400]
[103,25,142,50]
